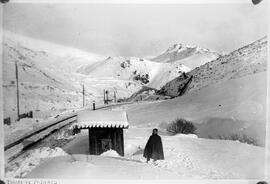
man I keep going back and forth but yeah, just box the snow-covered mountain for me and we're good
[3,32,189,121]
[158,36,267,97]
[151,43,221,70]
[4,31,105,73]
[76,56,190,90]
[2,31,106,121]
[125,36,268,145]
[4,31,266,128]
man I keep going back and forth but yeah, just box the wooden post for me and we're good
[88,128,91,154]
[120,129,124,156]
[113,130,117,151]
[92,101,95,110]
[116,129,124,156]
[4,117,11,125]
[89,129,98,155]
[94,133,98,155]
[15,62,20,121]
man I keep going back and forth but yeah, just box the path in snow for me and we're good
[24,127,264,179]
[26,154,181,179]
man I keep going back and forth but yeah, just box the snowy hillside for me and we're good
[159,37,267,97]
[77,56,190,90]
[151,43,221,70]
[4,31,105,73]
[2,32,105,121]
[3,32,189,122]
[123,71,267,146]
[118,36,268,146]
[3,32,190,122]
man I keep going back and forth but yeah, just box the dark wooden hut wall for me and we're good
[88,128,124,156]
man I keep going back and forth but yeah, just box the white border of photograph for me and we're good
[0,0,269,183]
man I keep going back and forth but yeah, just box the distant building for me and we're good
[73,110,129,156]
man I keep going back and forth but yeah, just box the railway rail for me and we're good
[4,102,134,162]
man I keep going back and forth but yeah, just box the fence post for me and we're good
[4,117,11,125]
[29,111,33,118]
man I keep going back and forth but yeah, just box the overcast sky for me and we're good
[3,2,267,57]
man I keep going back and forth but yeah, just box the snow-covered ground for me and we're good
[4,69,266,180]
[6,71,266,179]
[3,101,113,146]
[125,72,267,146]
[4,108,76,145]
[5,147,68,178]
[2,31,267,181]
[9,127,264,179]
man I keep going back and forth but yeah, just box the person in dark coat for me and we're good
[143,128,164,162]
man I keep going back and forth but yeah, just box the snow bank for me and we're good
[124,143,142,156]
[6,147,68,178]
[100,149,120,157]
[31,147,68,159]
[55,129,76,140]
[22,127,265,179]
[173,134,198,138]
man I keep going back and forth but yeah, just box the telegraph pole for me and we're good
[82,84,85,107]
[15,61,20,121]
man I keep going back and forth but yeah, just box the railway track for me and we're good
[4,102,134,163]
[4,114,77,163]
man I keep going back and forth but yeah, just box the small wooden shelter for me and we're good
[73,110,129,156]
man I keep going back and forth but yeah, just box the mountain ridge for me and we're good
[76,56,191,90]
[157,36,267,97]
[151,42,221,70]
